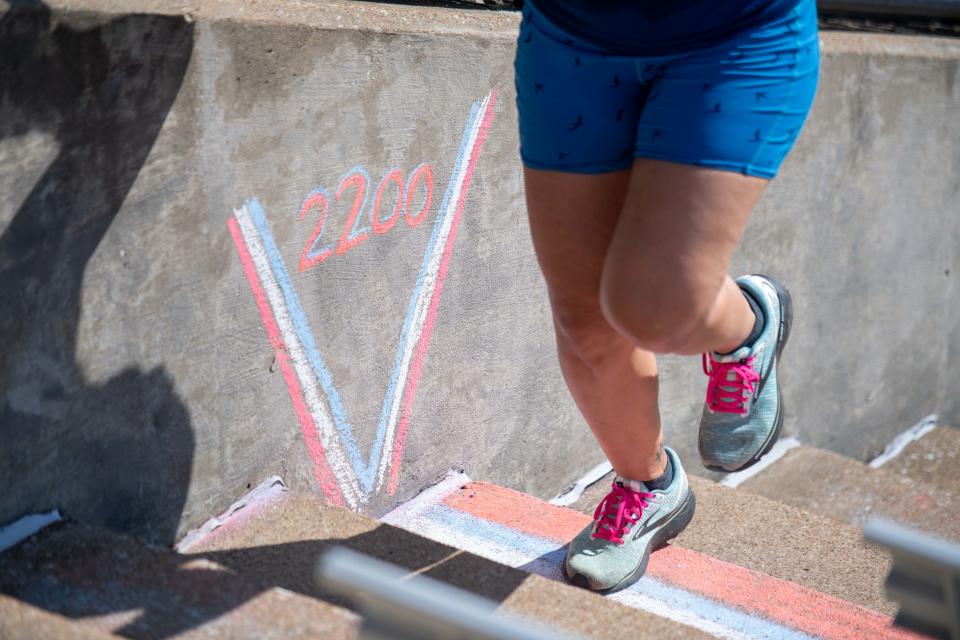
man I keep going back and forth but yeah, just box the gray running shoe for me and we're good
[564,447,695,592]
[698,274,793,472]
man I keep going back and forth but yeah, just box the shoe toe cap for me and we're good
[565,547,633,591]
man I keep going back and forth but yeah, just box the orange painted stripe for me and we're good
[443,481,922,640]
[648,546,921,640]
[443,481,592,542]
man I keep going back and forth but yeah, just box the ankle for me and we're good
[616,447,674,492]
[641,454,674,491]
[716,289,764,355]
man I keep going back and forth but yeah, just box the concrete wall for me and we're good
[1,0,957,544]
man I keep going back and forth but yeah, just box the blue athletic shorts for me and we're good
[514,0,820,179]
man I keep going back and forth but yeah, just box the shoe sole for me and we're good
[566,488,697,594]
[702,274,793,474]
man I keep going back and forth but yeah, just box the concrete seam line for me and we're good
[549,460,613,507]
[868,414,938,469]
[719,437,802,488]
[0,510,62,554]
[175,476,286,553]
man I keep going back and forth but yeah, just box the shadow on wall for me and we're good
[0,1,195,546]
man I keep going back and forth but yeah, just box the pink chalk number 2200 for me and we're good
[297,163,435,272]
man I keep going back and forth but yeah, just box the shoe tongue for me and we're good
[710,345,752,364]
[614,475,650,493]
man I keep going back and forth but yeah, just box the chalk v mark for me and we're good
[227,93,497,509]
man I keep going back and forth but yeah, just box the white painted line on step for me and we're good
[720,437,801,488]
[0,510,61,553]
[382,470,470,525]
[869,414,938,469]
[175,476,286,553]
[549,460,613,507]
[611,590,754,640]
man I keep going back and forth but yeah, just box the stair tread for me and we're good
[0,593,117,639]
[879,425,960,494]
[385,472,913,640]
[184,490,713,639]
[0,521,358,639]
[740,445,959,541]
[569,471,893,616]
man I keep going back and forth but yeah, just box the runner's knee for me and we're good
[599,261,718,353]
[550,298,627,367]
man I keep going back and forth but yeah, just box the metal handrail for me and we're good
[317,546,581,640]
[864,518,960,640]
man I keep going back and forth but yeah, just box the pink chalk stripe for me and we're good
[647,547,921,640]
[228,217,344,507]
[387,92,498,495]
[443,480,590,543]
[442,481,919,640]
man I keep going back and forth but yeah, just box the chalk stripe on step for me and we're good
[384,476,920,640]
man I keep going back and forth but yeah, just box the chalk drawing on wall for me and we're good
[228,92,497,509]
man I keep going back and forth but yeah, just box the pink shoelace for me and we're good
[702,353,760,415]
[591,482,654,545]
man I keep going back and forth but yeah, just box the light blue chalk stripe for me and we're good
[421,505,814,640]
[366,98,484,486]
[422,504,563,563]
[246,197,368,488]
[628,577,817,640]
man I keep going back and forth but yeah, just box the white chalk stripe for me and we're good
[381,470,470,526]
[610,590,752,640]
[375,94,491,491]
[375,95,488,490]
[869,414,938,468]
[720,437,802,488]
[391,508,750,640]
[234,204,364,508]
[550,460,613,506]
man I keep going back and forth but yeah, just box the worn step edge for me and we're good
[384,472,919,640]
[875,425,960,495]
[740,444,959,541]
[0,520,358,639]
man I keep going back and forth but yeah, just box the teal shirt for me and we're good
[528,0,805,56]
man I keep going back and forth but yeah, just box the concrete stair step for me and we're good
[181,489,710,639]
[384,472,915,639]
[739,444,959,541]
[571,472,895,616]
[877,425,960,495]
[0,593,117,639]
[0,520,358,639]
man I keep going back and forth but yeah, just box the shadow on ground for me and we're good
[0,518,530,638]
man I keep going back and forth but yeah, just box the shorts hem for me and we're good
[520,156,633,174]
[632,152,778,180]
